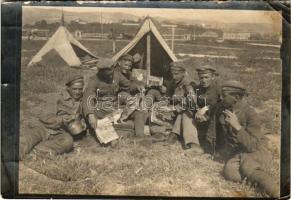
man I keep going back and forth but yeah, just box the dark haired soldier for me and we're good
[214,80,278,197]
[19,75,86,160]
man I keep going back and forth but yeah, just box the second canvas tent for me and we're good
[28,25,98,67]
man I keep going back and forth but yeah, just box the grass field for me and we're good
[19,38,281,197]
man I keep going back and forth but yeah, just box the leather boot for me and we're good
[167,132,177,144]
[183,143,204,154]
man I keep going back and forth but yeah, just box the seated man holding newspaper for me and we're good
[82,58,142,147]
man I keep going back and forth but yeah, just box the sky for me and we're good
[23,6,282,25]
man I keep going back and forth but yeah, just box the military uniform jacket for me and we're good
[214,99,268,159]
[39,90,82,134]
[194,80,222,114]
[193,81,222,147]
[82,69,134,117]
[165,76,194,105]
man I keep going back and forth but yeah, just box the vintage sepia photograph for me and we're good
[18,5,282,197]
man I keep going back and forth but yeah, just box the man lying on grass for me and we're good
[19,75,87,160]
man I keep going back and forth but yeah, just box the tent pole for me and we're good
[171,26,175,52]
[146,33,151,86]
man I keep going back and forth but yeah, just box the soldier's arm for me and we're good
[82,76,98,117]
[119,71,143,93]
[56,98,75,124]
[118,71,131,91]
[236,107,264,152]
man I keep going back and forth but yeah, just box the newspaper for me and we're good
[95,111,122,144]
[131,68,163,87]
[131,69,147,84]
[148,75,163,87]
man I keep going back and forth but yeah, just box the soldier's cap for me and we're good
[196,65,218,74]
[133,53,142,63]
[97,58,115,70]
[65,75,84,87]
[119,54,134,62]
[222,80,246,93]
[170,61,186,72]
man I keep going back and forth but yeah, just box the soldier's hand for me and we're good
[137,84,145,92]
[62,115,76,125]
[159,85,167,94]
[88,114,98,129]
[175,105,184,113]
[195,106,209,122]
[223,110,242,132]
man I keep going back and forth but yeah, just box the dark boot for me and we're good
[167,132,177,144]
[110,139,119,148]
[183,143,204,154]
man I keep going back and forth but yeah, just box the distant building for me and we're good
[223,32,251,41]
[199,30,219,38]
[22,28,49,39]
[72,18,88,25]
[193,29,222,41]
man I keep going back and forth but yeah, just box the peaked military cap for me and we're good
[196,65,217,74]
[65,75,84,87]
[97,58,115,70]
[119,54,134,62]
[170,61,186,72]
[222,80,246,91]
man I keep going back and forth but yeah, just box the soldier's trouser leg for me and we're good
[118,91,131,105]
[172,114,182,135]
[181,112,199,145]
[34,133,74,156]
[132,90,157,137]
[223,155,242,182]
[240,152,279,197]
[19,126,49,160]
[133,110,148,136]
[146,89,161,102]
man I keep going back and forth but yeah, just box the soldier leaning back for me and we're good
[19,75,87,160]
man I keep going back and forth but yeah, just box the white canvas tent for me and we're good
[112,17,177,80]
[28,26,97,67]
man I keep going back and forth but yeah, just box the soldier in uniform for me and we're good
[214,80,278,197]
[114,54,151,137]
[82,58,143,145]
[19,75,86,160]
[193,65,221,152]
[83,59,129,125]
[165,62,204,152]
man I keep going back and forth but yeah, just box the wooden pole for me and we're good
[146,33,151,86]
[171,26,175,52]
[100,9,103,40]
[112,40,116,53]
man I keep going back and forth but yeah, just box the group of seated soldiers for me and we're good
[19,54,279,197]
